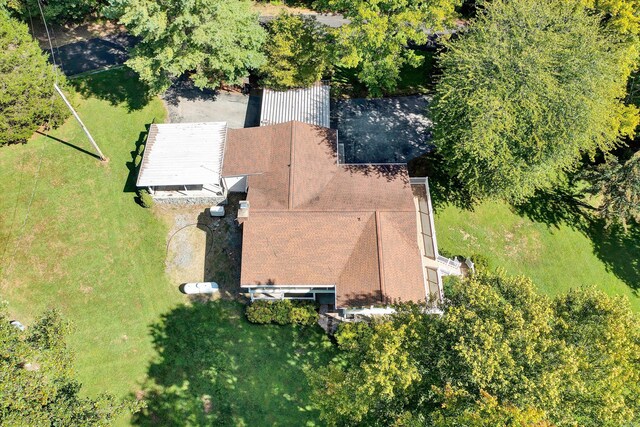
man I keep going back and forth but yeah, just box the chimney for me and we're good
[237,200,250,224]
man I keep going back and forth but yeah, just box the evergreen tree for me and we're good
[585,151,640,230]
[0,12,68,146]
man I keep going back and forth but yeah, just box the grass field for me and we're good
[434,200,640,311]
[0,69,335,425]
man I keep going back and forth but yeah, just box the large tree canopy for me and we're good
[317,0,460,95]
[260,13,333,90]
[0,305,137,425]
[310,271,640,426]
[116,0,266,94]
[0,12,67,146]
[432,0,639,201]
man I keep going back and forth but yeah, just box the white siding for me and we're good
[223,176,248,193]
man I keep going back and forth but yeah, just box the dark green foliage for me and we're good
[5,0,103,24]
[0,304,139,425]
[137,188,153,208]
[260,13,333,89]
[115,0,266,94]
[583,151,640,230]
[432,0,639,202]
[245,300,318,326]
[0,13,68,146]
[310,271,640,426]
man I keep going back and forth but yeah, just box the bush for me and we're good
[134,155,142,168]
[137,189,154,208]
[470,254,490,273]
[246,300,318,326]
[137,144,145,156]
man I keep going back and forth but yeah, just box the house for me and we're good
[136,82,462,314]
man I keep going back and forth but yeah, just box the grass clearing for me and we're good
[0,68,335,425]
[133,300,335,426]
[435,200,640,311]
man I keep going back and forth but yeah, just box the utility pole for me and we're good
[53,83,107,162]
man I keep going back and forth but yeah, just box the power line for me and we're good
[1,0,58,281]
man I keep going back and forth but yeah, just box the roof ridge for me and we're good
[288,122,295,210]
[375,211,386,303]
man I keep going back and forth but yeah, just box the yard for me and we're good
[0,69,335,425]
[434,200,640,311]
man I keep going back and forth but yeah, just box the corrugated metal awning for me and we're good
[260,82,330,128]
[137,122,227,187]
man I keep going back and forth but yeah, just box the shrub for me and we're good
[137,189,154,208]
[134,155,142,168]
[245,300,318,326]
[245,303,273,324]
[137,144,145,156]
[470,254,490,273]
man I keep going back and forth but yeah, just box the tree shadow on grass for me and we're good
[513,188,640,294]
[131,300,335,426]
[70,67,152,111]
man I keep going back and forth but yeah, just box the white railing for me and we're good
[436,254,461,269]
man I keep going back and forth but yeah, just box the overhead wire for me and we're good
[1,0,60,280]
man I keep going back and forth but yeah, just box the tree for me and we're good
[432,0,639,202]
[260,13,332,90]
[115,0,266,94]
[579,0,640,38]
[584,151,640,230]
[0,12,68,146]
[310,271,640,426]
[431,390,551,427]
[0,305,138,425]
[316,0,460,96]
[3,0,103,24]
[308,320,421,426]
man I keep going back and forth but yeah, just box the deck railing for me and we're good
[436,254,462,269]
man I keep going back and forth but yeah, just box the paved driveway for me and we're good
[163,80,261,128]
[332,95,432,164]
[53,34,137,76]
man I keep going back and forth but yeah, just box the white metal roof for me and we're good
[137,122,227,187]
[260,82,330,128]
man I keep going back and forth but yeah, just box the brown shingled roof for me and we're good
[224,121,426,307]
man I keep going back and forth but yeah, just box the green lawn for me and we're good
[133,300,334,426]
[434,200,640,311]
[0,69,334,425]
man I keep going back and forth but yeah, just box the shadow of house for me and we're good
[123,124,152,194]
[130,300,334,426]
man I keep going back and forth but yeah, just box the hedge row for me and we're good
[246,300,318,326]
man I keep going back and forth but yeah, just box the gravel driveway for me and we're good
[332,95,432,164]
